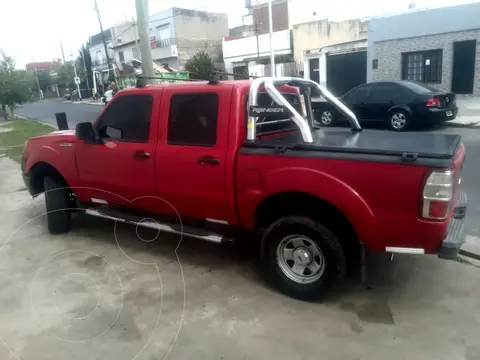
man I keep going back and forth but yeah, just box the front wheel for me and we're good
[388,110,410,131]
[261,216,346,300]
[44,176,72,234]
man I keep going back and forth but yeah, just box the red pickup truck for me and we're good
[21,77,467,300]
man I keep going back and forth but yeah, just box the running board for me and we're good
[84,208,233,244]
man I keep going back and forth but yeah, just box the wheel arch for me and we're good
[28,162,69,196]
[254,191,360,259]
[388,105,413,117]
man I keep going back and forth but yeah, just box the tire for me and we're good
[388,110,410,131]
[44,176,72,234]
[317,110,335,127]
[261,216,346,301]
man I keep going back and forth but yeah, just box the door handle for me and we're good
[198,156,220,165]
[132,150,150,159]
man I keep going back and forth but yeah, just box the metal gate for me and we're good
[326,50,367,96]
[452,40,477,94]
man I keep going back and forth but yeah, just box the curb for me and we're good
[442,121,480,129]
[72,101,104,106]
[459,248,480,261]
[13,115,57,129]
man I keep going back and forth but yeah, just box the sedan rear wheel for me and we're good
[319,110,334,126]
[389,111,410,131]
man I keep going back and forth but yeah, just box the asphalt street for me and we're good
[16,99,102,127]
[15,99,480,239]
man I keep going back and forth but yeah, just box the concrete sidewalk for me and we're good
[63,99,104,106]
[447,97,480,127]
[446,115,480,127]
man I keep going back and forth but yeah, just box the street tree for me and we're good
[54,62,75,90]
[78,43,92,89]
[0,51,34,120]
[185,51,214,80]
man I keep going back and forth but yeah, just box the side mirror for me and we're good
[76,122,95,142]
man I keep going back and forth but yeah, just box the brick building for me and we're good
[367,2,480,95]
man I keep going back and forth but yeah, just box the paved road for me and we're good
[16,99,102,127]
[14,99,480,239]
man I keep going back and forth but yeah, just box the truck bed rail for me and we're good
[247,77,362,143]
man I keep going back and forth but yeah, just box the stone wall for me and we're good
[372,29,480,95]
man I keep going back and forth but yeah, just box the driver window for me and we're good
[96,94,153,142]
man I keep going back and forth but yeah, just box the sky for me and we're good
[0,0,478,68]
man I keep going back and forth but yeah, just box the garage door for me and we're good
[326,50,367,97]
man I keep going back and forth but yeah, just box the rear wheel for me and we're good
[44,176,72,234]
[261,216,346,300]
[318,110,334,127]
[388,110,410,131]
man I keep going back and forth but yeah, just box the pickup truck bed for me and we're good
[244,128,461,166]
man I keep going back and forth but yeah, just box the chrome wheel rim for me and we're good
[276,235,325,284]
[391,113,407,129]
[321,111,333,125]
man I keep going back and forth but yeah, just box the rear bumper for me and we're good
[422,106,459,123]
[438,190,467,260]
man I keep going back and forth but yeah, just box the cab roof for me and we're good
[119,79,299,95]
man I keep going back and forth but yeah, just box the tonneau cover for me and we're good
[248,128,461,160]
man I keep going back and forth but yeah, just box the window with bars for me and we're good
[401,49,442,84]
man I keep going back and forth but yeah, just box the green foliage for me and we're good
[54,62,75,89]
[0,119,53,161]
[0,51,34,119]
[37,70,52,90]
[78,43,93,88]
[185,51,214,80]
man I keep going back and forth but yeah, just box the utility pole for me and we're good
[70,51,82,100]
[59,41,66,64]
[31,57,43,99]
[80,49,91,90]
[94,0,114,82]
[135,0,154,81]
[268,0,275,77]
[134,20,140,60]
[253,23,261,61]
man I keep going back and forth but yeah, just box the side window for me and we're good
[167,93,219,146]
[369,84,404,103]
[96,94,153,142]
[347,85,370,104]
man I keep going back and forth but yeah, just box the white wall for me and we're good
[223,29,292,73]
[223,29,291,60]
[89,41,113,70]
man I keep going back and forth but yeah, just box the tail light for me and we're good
[426,98,441,107]
[422,170,454,220]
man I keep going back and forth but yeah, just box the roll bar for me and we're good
[247,77,362,143]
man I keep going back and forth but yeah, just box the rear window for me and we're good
[253,92,303,137]
[401,81,439,94]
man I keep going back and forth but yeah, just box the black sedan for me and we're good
[312,81,458,131]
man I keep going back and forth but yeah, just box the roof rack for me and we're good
[247,77,361,143]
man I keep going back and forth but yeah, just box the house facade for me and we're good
[222,0,296,78]
[295,19,368,96]
[110,8,228,72]
[367,2,480,95]
[88,28,116,85]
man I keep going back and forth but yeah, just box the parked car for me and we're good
[21,78,467,300]
[313,81,458,131]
